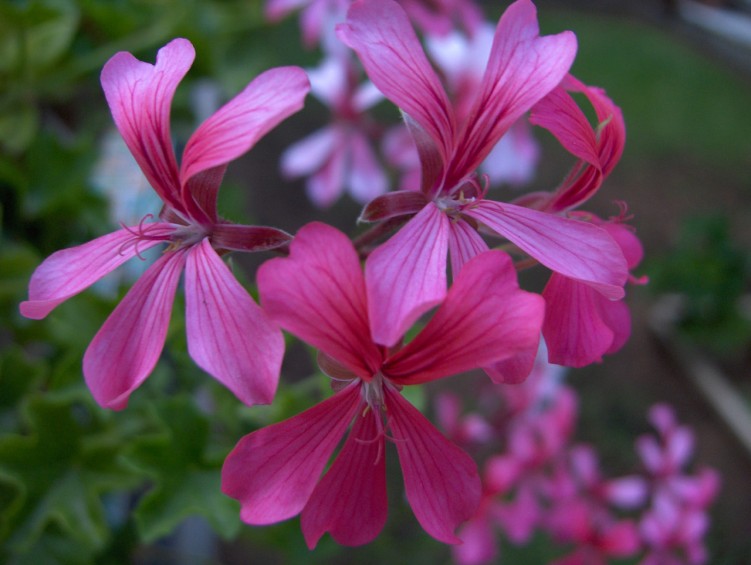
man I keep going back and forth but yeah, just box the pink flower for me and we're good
[20,39,310,410]
[339,0,629,370]
[221,222,544,547]
[265,0,349,48]
[281,50,387,207]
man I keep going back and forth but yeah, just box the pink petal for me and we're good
[221,383,361,524]
[210,224,292,252]
[281,126,337,178]
[180,66,310,216]
[384,250,544,385]
[386,388,481,544]
[100,38,193,213]
[542,273,615,367]
[365,203,449,347]
[82,248,188,410]
[20,225,171,319]
[265,0,310,21]
[600,296,631,355]
[184,240,284,405]
[257,223,380,378]
[483,346,538,384]
[358,190,428,223]
[347,131,388,204]
[454,517,498,565]
[447,218,489,281]
[446,0,577,187]
[301,409,387,548]
[337,0,455,163]
[306,137,347,208]
[465,200,628,298]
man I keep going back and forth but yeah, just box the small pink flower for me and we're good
[221,222,544,547]
[339,0,629,374]
[20,39,310,409]
[280,50,387,207]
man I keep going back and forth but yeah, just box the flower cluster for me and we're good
[20,0,713,556]
[441,351,719,565]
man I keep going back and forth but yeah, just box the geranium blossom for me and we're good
[222,222,544,547]
[338,0,629,366]
[20,38,310,410]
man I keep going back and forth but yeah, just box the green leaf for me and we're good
[124,397,240,543]
[0,392,144,556]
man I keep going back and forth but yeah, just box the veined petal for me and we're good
[210,224,292,252]
[384,250,544,384]
[483,347,539,384]
[365,203,449,347]
[185,240,284,405]
[221,383,361,524]
[180,66,310,218]
[101,38,193,212]
[447,218,489,281]
[386,388,481,544]
[82,248,187,410]
[258,223,380,378]
[465,200,628,298]
[301,409,387,548]
[337,0,455,163]
[542,273,614,367]
[20,225,171,320]
[446,0,577,187]
[358,190,428,223]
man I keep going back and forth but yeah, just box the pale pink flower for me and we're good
[20,39,310,409]
[265,0,349,48]
[339,0,629,376]
[399,0,483,37]
[280,51,387,207]
[221,222,544,547]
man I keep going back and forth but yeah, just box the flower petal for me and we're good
[542,273,614,367]
[210,224,292,252]
[358,190,428,223]
[281,126,337,179]
[180,66,310,218]
[185,240,284,405]
[20,225,171,320]
[465,200,628,298]
[348,131,388,204]
[386,388,481,544]
[301,409,387,548]
[447,218,489,281]
[446,0,577,187]
[365,202,449,347]
[82,248,187,410]
[221,383,361,524]
[258,222,380,378]
[337,0,455,163]
[100,38,193,213]
[384,250,544,384]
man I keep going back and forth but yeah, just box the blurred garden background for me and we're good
[1,0,750,563]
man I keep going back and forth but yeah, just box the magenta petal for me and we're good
[301,409,387,548]
[20,226,170,319]
[366,203,449,347]
[180,66,310,206]
[258,223,380,378]
[221,384,361,524]
[483,346,538,384]
[82,249,187,410]
[542,273,614,367]
[210,224,292,252]
[184,240,284,405]
[100,38,193,212]
[348,131,388,204]
[386,388,481,544]
[446,0,577,186]
[358,190,429,223]
[447,218,489,281]
[338,0,455,162]
[465,200,628,298]
[385,250,544,385]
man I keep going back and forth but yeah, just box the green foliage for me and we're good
[648,215,751,354]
